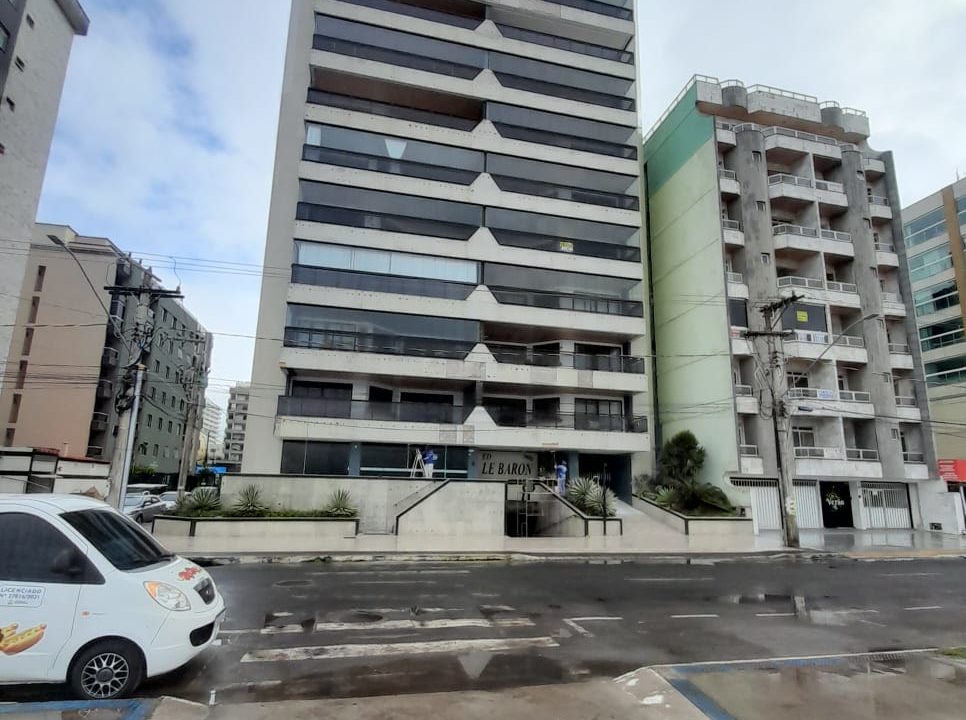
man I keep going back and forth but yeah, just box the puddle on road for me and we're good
[273,579,313,588]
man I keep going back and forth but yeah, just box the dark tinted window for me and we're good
[489,52,634,110]
[728,298,749,328]
[281,441,352,475]
[486,154,638,209]
[360,443,468,477]
[287,304,478,342]
[781,303,828,332]
[495,23,632,63]
[338,0,484,28]
[541,0,632,20]
[488,103,637,159]
[0,512,100,584]
[484,263,641,299]
[314,15,485,78]
[62,509,173,572]
[486,207,638,247]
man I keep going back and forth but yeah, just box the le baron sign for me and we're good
[478,451,538,480]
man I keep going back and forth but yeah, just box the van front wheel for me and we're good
[68,639,144,700]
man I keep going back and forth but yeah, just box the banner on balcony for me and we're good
[478,451,538,480]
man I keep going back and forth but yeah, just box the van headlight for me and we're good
[144,581,191,611]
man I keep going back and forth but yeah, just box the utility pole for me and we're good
[104,283,183,509]
[744,294,802,549]
[176,331,210,495]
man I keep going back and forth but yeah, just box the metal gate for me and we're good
[794,480,822,529]
[861,482,912,529]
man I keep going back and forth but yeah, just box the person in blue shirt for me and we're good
[422,448,438,478]
[555,459,568,495]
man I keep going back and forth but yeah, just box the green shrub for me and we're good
[232,484,269,517]
[565,476,595,510]
[585,482,616,517]
[189,487,221,514]
[654,486,678,507]
[323,488,358,518]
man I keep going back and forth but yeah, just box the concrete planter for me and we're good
[632,497,753,538]
[152,515,359,540]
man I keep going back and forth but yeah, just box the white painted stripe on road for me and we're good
[881,572,941,577]
[241,636,559,663]
[562,619,593,638]
[350,580,439,585]
[354,607,464,614]
[671,614,719,619]
[627,577,714,582]
[904,605,942,611]
[570,616,622,622]
[314,618,534,632]
[826,609,879,615]
[655,647,938,670]
[755,612,796,618]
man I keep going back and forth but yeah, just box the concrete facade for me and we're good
[245,0,649,501]
[225,382,249,468]
[0,224,211,485]
[0,0,87,396]
[901,178,966,486]
[644,76,951,532]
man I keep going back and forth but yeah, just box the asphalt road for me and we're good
[3,557,965,705]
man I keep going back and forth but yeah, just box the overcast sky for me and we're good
[37,0,966,410]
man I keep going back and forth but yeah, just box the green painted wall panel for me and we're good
[643,86,713,196]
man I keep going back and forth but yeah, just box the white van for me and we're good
[0,495,225,699]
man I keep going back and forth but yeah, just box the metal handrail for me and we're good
[881,291,901,304]
[826,280,858,294]
[727,271,744,283]
[794,446,828,458]
[846,448,879,461]
[875,241,896,253]
[821,229,852,242]
[777,276,825,290]
[869,195,891,206]
[815,179,845,193]
[739,444,759,457]
[747,84,817,103]
[895,395,917,407]
[838,390,871,403]
[721,219,742,231]
[902,451,925,463]
[837,335,866,348]
[769,173,812,188]
[761,126,838,146]
[718,168,737,180]
[734,384,754,396]
[889,343,911,354]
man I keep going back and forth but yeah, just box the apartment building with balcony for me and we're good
[643,76,955,532]
[245,0,649,499]
[0,0,88,395]
[902,177,966,487]
[224,383,249,469]
[0,224,212,487]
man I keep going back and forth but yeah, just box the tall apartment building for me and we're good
[224,383,249,468]
[0,224,212,486]
[246,0,648,495]
[200,402,225,463]
[0,0,88,394]
[902,178,966,485]
[643,76,956,532]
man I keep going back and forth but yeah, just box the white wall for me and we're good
[396,481,504,536]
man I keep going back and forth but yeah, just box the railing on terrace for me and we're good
[777,276,825,290]
[721,219,743,231]
[277,396,473,424]
[718,168,737,181]
[772,224,852,243]
[487,344,646,374]
[875,241,896,253]
[739,444,759,457]
[761,126,838,146]
[846,448,879,461]
[869,195,891,206]
[838,390,871,403]
[895,396,918,407]
[794,446,832,459]
[815,179,845,193]
[727,272,744,284]
[483,406,647,433]
[826,280,858,294]
[903,451,925,463]
[734,384,754,396]
[888,343,911,354]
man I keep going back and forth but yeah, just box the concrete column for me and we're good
[734,126,783,479]
[839,149,903,480]
[567,450,580,482]
[348,442,361,476]
[466,447,479,479]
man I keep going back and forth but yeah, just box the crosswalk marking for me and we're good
[225,617,534,636]
[241,636,559,663]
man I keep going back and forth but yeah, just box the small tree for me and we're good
[657,431,732,514]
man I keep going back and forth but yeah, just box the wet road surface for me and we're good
[2,558,965,706]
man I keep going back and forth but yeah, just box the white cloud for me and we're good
[38,0,290,406]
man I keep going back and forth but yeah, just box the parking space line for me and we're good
[241,636,559,662]
[313,618,534,632]
[671,614,719,619]
[562,619,593,637]
[628,577,714,583]
[904,605,942,611]
[756,612,796,618]
[310,570,469,576]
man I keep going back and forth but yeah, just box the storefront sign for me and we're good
[478,451,537,480]
[938,459,966,481]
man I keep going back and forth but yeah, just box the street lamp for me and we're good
[798,312,882,377]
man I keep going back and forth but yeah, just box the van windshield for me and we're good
[62,509,174,571]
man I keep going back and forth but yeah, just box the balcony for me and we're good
[730,327,752,356]
[863,157,886,177]
[488,287,644,317]
[768,174,847,209]
[96,380,113,400]
[489,345,645,374]
[874,241,899,267]
[902,451,925,464]
[762,126,841,159]
[777,276,860,308]
[722,219,744,246]
[101,347,119,368]
[880,291,907,317]
[869,195,893,219]
[734,384,758,414]
[277,396,473,424]
[788,387,873,417]
[284,327,475,360]
[889,343,914,370]
[86,446,105,459]
[895,395,922,422]
[727,272,748,299]
[715,120,737,147]
[739,444,763,475]
[90,412,109,433]
[484,406,647,433]
[718,168,740,196]
[773,224,853,256]
[784,330,868,364]
[794,445,882,478]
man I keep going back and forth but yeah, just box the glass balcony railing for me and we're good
[484,406,647,433]
[284,327,476,360]
[487,344,645,374]
[846,448,879,461]
[277,396,473,424]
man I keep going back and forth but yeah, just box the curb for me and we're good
[187,550,840,566]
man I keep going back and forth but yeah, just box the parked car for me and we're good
[122,494,166,524]
[0,495,225,699]
[158,491,181,512]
